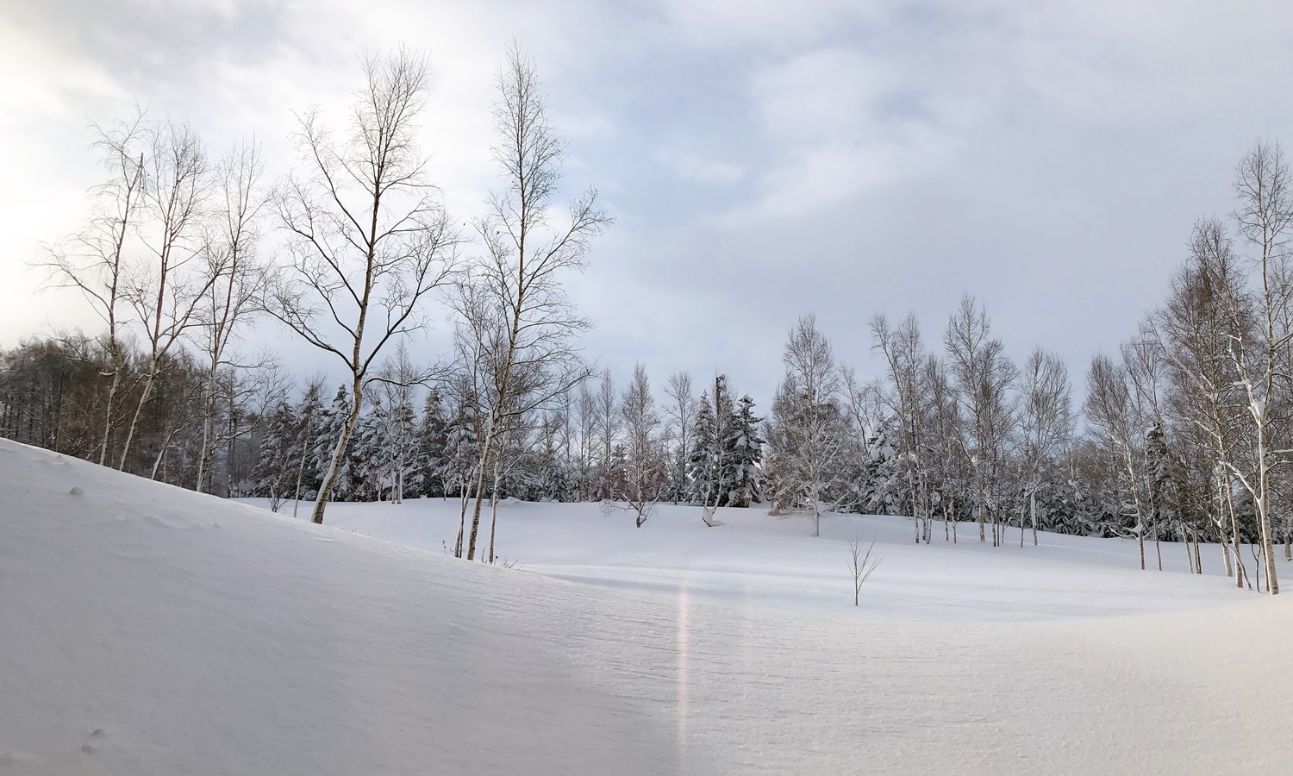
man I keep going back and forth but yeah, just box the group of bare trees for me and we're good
[1095,141,1293,595]
[758,141,1293,597]
[764,307,1071,550]
[31,46,602,542]
[40,110,277,484]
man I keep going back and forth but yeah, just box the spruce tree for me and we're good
[688,390,717,504]
[254,400,299,511]
[724,394,764,507]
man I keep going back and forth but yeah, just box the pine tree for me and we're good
[254,400,299,512]
[688,390,718,504]
[862,426,899,515]
[287,382,324,516]
[724,394,763,507]
[444,399,479,501]
[413,389,450,498]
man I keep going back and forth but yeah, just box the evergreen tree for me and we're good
[723,394,763,507]
[688,390,717,504]
[413,389,450,498]
[253,400,299,511]
[444,398,480,500]
[288,382,325,511]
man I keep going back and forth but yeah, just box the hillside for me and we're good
[3,438,1291,775]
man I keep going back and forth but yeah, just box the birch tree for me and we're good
[268,51,457,524]
[1085,354,1148,569]
[944,296,1017,545]
[1154,219,1251,583]
[766,315,847,537]
[617,364,666,526]
[118,120,216,470]
[1222,141,1293,594]
[871,313,930,542]
[41,115,146,465]
[664,371,695,503]
[194,140,268,492]
[459,46,609,560]
[1018,349,1071,546]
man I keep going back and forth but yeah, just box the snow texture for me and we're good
[2,438,1291,775]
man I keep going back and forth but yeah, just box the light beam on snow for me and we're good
[675,584,689,752]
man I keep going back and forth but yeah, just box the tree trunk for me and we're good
[194,365,219,492]
[1030,488,1039,546]
[118,368,158,471]
[98,362,122,466]
[1226,484,1247,589]
[312,379,363,525]
[487,459,501,564]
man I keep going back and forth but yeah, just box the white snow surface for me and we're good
[2,438,1292,775]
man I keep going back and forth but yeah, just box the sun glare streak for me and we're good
[675,584,689,754]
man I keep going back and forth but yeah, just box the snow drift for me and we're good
[2,438,1291,775]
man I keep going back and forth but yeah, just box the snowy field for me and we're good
[261,494,1251,623]
[3,437,1292,775]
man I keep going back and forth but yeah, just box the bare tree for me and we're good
[459,45,609,560]
[267,50,458,524]
[370,341,422,504]
[594,368,619,500]
[944,295,1017,545]
[871,312,930,543]
[846,535,881,607]
[923,355,967,542]
[1123,333,1168,568]
[616,364,666,526]
[664,371,695,504]
[766,315,848,537]
[1222,141,1293,594]
[448,277,496,555]
[575,380,599,500]
[1018,349,1072,546]
[1085,353,1149,569]
[118,119,218,471]
[41,114,147,465]
[194,139,269,492]
[1153,220,1251,584]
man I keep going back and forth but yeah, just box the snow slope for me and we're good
[3,438,1292,775]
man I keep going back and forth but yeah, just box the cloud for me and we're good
[654,148,745,185]
[7,0,1293,408]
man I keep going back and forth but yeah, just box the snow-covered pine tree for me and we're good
[723,394,763,508]
[413,389,450,498]
[253,400,299,512]
[283,381,324,516]
[861,426,899,515]
[444,398,480,503]
[688,389,717,504]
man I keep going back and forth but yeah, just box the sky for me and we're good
[4,0,1293,407]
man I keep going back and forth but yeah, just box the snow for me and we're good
[283,496,1252,623]
[3,438,1292,775]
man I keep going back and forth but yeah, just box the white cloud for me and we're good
[655,148,745,185]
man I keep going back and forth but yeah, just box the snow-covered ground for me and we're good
[3,437,1292,775]
[267,495,1251,623]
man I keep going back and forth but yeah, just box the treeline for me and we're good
[5,44,1293,593]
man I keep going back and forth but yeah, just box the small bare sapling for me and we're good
[847,535,882,606]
